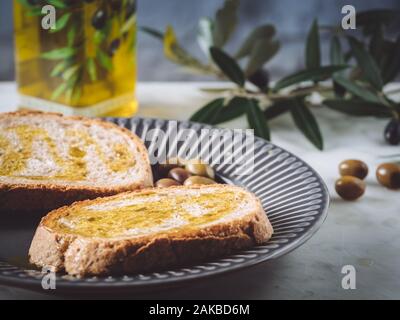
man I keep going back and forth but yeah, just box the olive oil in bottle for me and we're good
[14,0,138,117]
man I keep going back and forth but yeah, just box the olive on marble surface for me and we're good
[339,159,368,180]
[335,176,366,201]
[376,163,400,190]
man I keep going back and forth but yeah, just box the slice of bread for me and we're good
[29,184,273,276]
[0,111,153,215]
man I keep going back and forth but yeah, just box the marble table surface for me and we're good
[0,82,399,300]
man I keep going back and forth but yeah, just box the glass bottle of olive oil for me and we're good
[14,0,138,117]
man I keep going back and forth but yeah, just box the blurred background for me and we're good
[1,0,400,81]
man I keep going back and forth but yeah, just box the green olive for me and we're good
[185,161,215,179]
[335,176,366,201]
[339,159,368,180]
[155,178,181,188]
[168,168,191,184]
[376,163,400,190]
[183,176,217,186]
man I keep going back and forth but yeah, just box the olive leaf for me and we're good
[264,99,295,120]
[50,12,71,33]
[86,58,97,82]
[26,8,44,17]
[356,9,400,27]
[369,26,384,65]
[290,99,323,150]
[62,64,80,81]
[210,46,245,87]
[381,36,400,84]
[330,36,346,97]
[96,49,112,71]
[235,24,276,59]
[305,19,321,70]
[41,47,77,60]
[121,14,136,34]
[330,36,345,66]
[47,0,67,9]
[197,18,214,57]
[274,65,348,91]
[214,96,247,124]
[348,36,383,90]
[163,26,211,74]
[324,99,392,118]
[200,87,232,93]
[50,60,69,78]
[51,82,68,100]
[333,76,382,104]
[67,25,77,46]
[246,99,271,141]
[140,26,163,39]
[190,98,225,124]
[212,0,239,48]
[245,39,280,77]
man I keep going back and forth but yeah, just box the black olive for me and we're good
[384,118,400,145]
[108,38,121,56]
[92,9,107,30]
[109,0,122,11]
[333,81,346,97]
[248,69,269,91]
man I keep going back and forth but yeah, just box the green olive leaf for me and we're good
[197,18,214,57]
[41,47,77,60]
[210,46,245,87]
[214,96,247,124]
[381,36,400,84]
[47,0,67,9]
[121,15,136,34]
[212,0,239,47]
[190,98,225,124]
[348,36,383,90]
[50,12,71,33]
[62,65,80,81]
[235,24,276,59]
[305,19,321,70]
[139,26,164,39]
[274,65,348,91]
[163,26,212,74]
[264,100,294,120]
[86,58,97,82]
[246,99,271,141]
[356,9,400,27]
[330,36,345,66]
[50,60,69,78]
[97,49,112,71]
[245,39,280,77]
[323,99,392,118]
[51,82,68,100]
[67,24,77,47]
[290,99,323,150]
[333,76,382,104]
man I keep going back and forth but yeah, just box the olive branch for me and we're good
[142,0,400,149]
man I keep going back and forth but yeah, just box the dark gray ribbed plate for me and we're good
[0,117,329,293]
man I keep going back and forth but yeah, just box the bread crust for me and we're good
[29,185,273,277]
[0,111,153,216]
